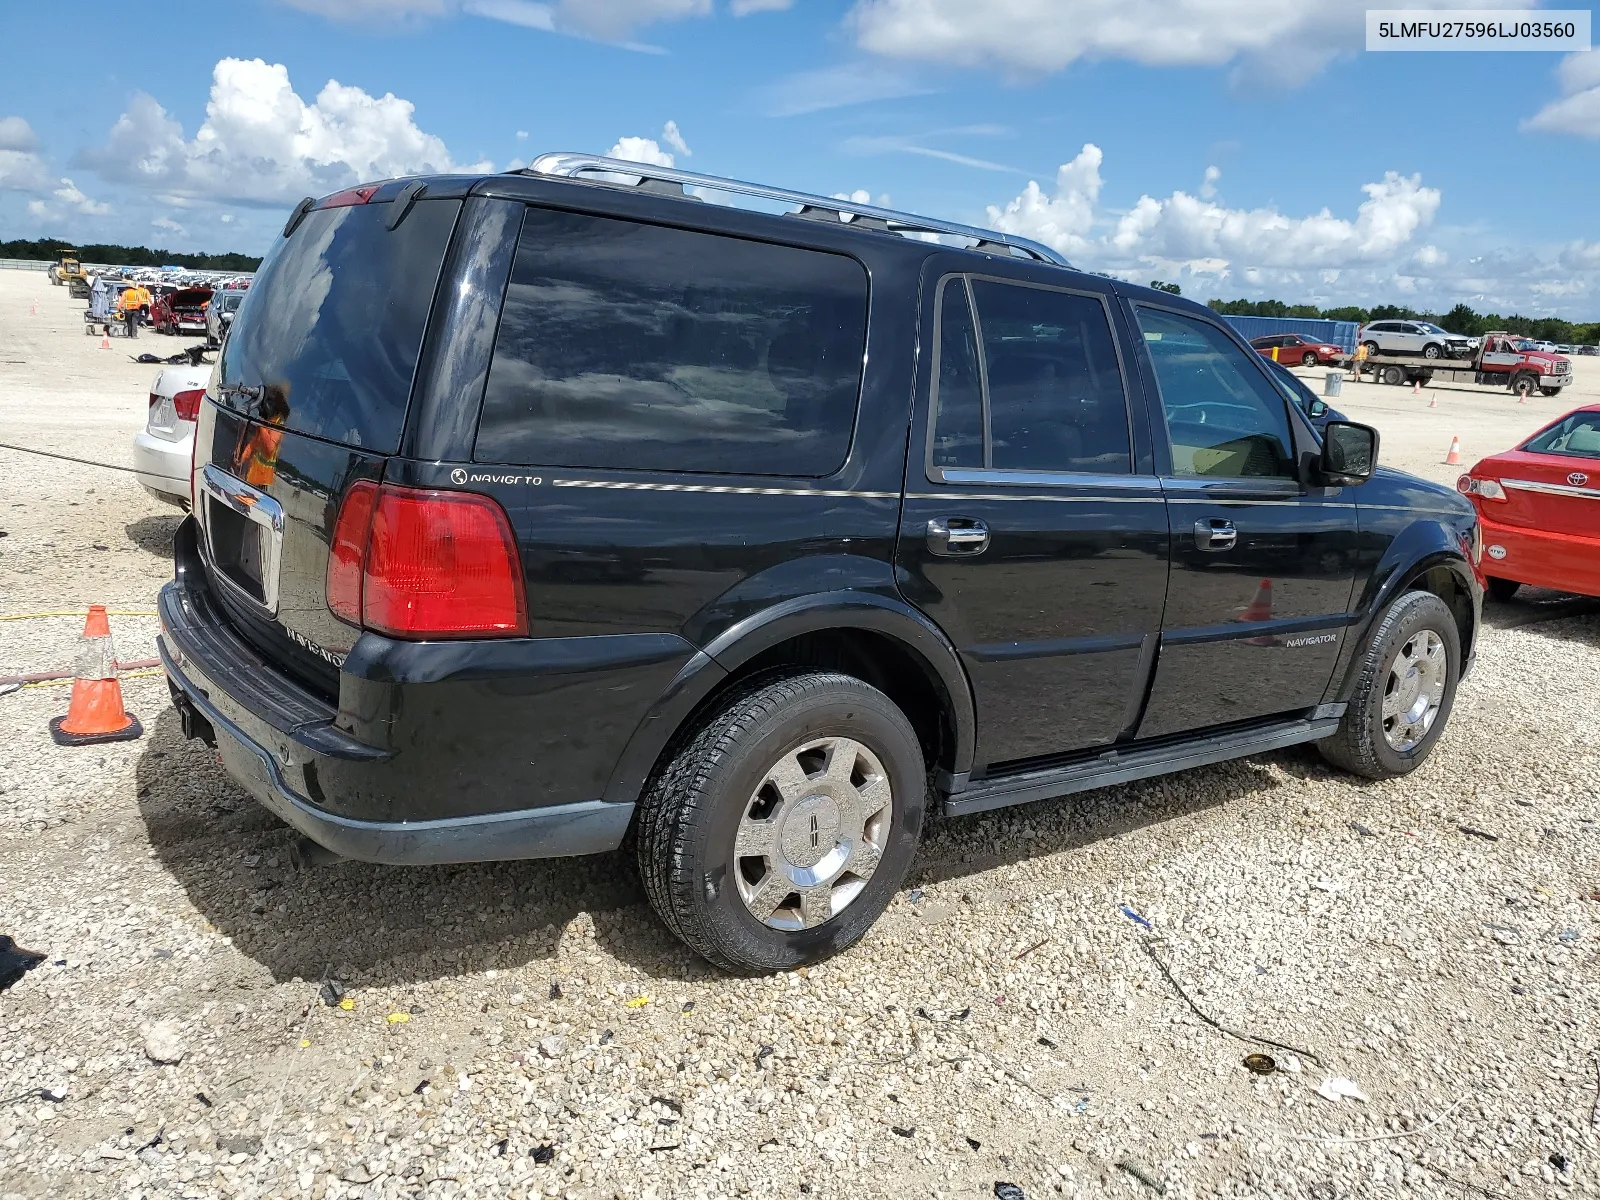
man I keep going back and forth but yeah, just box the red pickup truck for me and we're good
[1361,331,1573,398]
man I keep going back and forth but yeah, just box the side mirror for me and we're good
[1307,398,1328,419]
[1319,421,1379,485]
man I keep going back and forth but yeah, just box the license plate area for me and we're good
[197,465,285,615]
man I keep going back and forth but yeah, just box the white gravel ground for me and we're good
[3,268,1599,1200]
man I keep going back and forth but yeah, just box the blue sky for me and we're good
[2,0,1597,315]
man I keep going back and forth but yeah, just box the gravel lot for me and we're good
[2,267,1598,1200]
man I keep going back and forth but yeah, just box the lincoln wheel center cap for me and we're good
[779,795,843,869]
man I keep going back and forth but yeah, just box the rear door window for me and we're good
[217,199,460,453]
[928,276,1132,475]
[972,280,1132,474]
[475,207,869,476]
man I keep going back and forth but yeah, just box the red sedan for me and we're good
[1457,404,1600,600]
[1249,333,1344,368]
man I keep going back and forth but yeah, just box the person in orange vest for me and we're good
[232,384,291,488]
[118,284,151,337]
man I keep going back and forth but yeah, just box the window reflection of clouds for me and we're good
[478,209,867,476]
[218,201,459,453]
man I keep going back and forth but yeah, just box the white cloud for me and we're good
[1199,165,1220,200]
[731,0,791,11]
[987,144,1441,276]
[844,133,1015,172]
[465,0,708,40]
[762,61,934,116]
[26,199,49,217]
[515,129,530,139]
[53,177,110,216]
[1524,51,1600,138]
[1559,240,1600,270]
[280,0,449,17]
[660,120,691,157]
[848,0,1536,84]
[153,215,187,237]
[220,213,235,223]
[608,135,676,167]
[82,58,487,206]
[985,144,1104,256]
[0,115,51,191]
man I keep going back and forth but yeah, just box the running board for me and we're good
[943,712,1344,818]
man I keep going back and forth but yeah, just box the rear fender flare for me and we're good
[1324,521,1478,703]
[601,591,977,806]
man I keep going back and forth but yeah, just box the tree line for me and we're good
[0,236,262,273]
[1206,296,1600,346]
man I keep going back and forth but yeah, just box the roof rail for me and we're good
[521,152,1071,268]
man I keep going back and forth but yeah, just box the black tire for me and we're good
[1382,365,1406,386]
[1512,373,1537,398]
[1540,387,1561,398]
[1422,343,1442,360]
[635,669,926,973]
[1486,577,1521,602]
[1318,590,1461,780]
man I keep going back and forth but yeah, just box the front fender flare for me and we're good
[601,591,977,807]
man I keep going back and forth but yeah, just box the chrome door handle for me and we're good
[1194,518,1238,552]
[927,517,990,556]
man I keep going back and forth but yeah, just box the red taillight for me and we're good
[172,388,205,422]
[320,185,380,209]
[324,483,527,639]
[326,479,380,626]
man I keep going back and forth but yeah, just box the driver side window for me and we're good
[1136,307,1297,479]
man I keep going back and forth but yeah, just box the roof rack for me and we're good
[521,152,1071,268]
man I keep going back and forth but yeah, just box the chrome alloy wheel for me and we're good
[1382,629,1447,752]
[733,736,893,931]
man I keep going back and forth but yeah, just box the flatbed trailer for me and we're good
[1355,332,1572,398]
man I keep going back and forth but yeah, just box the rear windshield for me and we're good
[1524,410,1600,457]
[216,198,460,453]
[474,207,868,476]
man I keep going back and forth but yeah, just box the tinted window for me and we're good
[217,199,460,452]
[475,208,868,475]
[1137,307,1296,479]
[930,279,984,469]
[972,281,1131,474]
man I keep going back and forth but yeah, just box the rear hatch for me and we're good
[1489,443,1600,538]
[194,189,462,696]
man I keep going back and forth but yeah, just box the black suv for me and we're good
[159,154,1482,973]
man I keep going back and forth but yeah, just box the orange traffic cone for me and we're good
[48,606,142,745]
[99,333,111,349]
[1444,437,1463,466]
[29,302,37,317]
[1242,578,1274,622]
[1428,394,1437,408]
[1411,379,1421,396]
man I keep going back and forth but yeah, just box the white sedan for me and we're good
[132,365,211,508]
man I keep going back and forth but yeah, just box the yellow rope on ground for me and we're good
[18,669,165,689]
[0,611,159,621]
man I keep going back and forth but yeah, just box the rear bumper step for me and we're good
[161,636,633,865]
[944,712,1344,818]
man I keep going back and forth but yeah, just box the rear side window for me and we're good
[475,207,868,476]
[217,199,461,453]
[929,275,1133,475]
